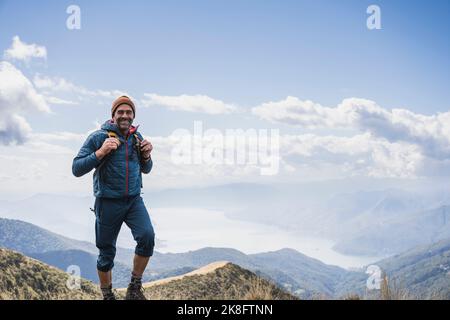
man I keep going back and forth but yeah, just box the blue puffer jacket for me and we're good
[72,120,153,198]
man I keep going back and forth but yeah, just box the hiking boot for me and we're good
[125,280,147,300]
[101,284,117,300]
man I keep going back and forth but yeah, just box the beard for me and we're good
[117,118,133,130]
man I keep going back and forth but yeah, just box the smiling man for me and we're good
[72,96,154,300]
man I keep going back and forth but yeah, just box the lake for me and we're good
[140,206,385,269]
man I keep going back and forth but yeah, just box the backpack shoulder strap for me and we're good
[107,131,117,139]
[95,130,118,171]
[132,133,144,189]
[99,129,117,140]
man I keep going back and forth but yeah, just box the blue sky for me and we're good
[0,0,449,196]
[1,0,449,115]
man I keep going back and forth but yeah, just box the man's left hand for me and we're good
[140,139,153,160]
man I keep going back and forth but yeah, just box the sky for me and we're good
[0,0,449,198]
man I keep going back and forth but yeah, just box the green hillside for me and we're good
[0,248,100,300]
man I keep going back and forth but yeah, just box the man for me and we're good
[72,96,154,300]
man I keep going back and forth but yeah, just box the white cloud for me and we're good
[44,96,79,105]
[29,122,101,149]
[0,143,79,195]
[280,133,424,179]
[0,62,49,113]
[3,36,47,62]
[0,83,445,195]
[0,61,50,144]
[141,93,238,114]
[33,74,130,101]
[369,141,423,178]
[252,96,450,161]
[144,130,421,186]
[0,122,103,196]
[251,96,387,129]
[33,74,78,92]
[31,131,87,144]
[0,129,433,197]
[252,96,351,128]
[35,77,235,115]
[0,114,32,145]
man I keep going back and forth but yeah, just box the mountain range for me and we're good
[1,217,449,299]
[2,185,450,258]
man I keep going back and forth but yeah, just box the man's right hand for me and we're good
[95,138,120,160]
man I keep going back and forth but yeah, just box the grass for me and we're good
[124,263,298,300]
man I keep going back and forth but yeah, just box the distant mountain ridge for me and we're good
[0,248,295,300]
[336,237,450,299]
[3,186,450,258]
[0,218,350,297]
[1,217,449,299]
